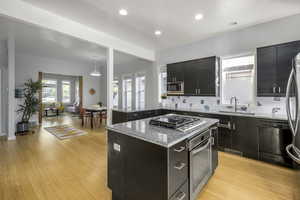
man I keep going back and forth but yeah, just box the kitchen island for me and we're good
[107,114,219,200]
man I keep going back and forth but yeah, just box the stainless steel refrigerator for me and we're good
[285,52,300,200]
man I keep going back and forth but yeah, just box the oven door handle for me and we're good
[191,139,211,155]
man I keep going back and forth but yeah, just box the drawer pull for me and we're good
[174,163,186,170]
[174,146,185,153]
[176,192,186,200]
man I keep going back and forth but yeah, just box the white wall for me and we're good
[157,14,300,66]
[15,53,102,107]
[100,58,156,108]
[0,40,8,135]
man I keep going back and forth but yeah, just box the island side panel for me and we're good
[107,130,168,200]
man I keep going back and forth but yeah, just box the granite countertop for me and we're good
[112,106,288,121]
[107,117,219,148]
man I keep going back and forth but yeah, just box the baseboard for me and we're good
[7,135,16,140]
[0,132,6,137]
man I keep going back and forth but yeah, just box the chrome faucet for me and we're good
[230,96,238,112]
[175,103,178,109]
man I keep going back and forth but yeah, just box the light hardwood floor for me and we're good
[0,115,299,200]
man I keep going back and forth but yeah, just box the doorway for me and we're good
[38,72,83,125]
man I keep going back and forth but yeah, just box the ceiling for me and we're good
[21,0,300,50]
[0,16,142,66]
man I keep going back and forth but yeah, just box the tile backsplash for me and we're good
[162,96,289,115]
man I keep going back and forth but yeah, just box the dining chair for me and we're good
[93,110,107,128]
[100,110,107,125]
[80,108,92,127]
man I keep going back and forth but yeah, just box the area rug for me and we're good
[44,125,87,140]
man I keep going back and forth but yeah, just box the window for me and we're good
[123,77,132,109]
[62,81,71,103]
[221,55,255,105]
[158,71,167,102]
[113,80,119,108]
[135,75,145,109]
[42,80,57,103]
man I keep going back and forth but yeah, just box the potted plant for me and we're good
[17,79,42,134]
[161,94,167,100]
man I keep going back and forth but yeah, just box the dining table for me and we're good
[83,106,107,129]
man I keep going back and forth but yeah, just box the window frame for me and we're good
[112,79,119,108]
[122,75,133,110]
[42,79,58,103]
[62,80,71,104]
[135,72,146,109]
[220,52,256,105]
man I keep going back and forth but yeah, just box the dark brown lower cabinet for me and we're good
[108,130,189,200]
[111,109,294,168]
[108,130,169,200]
[232,117,259,160]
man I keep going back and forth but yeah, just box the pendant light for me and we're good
[90,59,102,77]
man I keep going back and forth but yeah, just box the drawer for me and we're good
[168,140,188,198]
[170,181,188,200]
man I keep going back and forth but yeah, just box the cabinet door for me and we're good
[174,63,184,82]
[167,64,175,82]
[184,57,216,96]
[257,46,277,96]
[232,117,259,160]
[217,127,232,151]
[276,42,298,96]
[197,57,215,96]
[184,62,198,95]
[167,63,184,82]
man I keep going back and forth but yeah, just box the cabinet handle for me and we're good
[174,146,185,153]
[176,192,186,200]
[174,162,186,170]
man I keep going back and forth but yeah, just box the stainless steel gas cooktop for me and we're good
[149,114,207,132]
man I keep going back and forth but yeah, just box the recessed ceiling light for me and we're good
[155,30,162,36]
[119,9,128,16]
[195,13,204,21]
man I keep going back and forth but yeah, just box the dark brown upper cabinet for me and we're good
[167,62,184,83]
[167,56,219,96]
[257,41,300,97]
